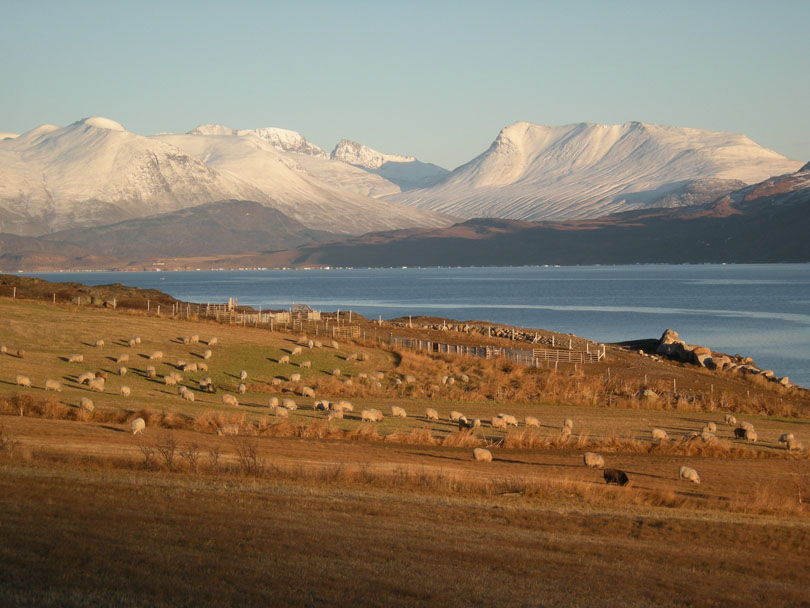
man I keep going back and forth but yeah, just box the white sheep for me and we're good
[328,409,344,421]
[275,406,289,417]
[391,406,407,418]
[134,336,141,345]
[425,408,439,421]
[473,448,492,462]
[239,370,248,381]
[361,409,382,422]
[182,336,192,345]
[291,346,303,356]
[198,362,208,372]
[314,400,330,411]
[706,421,717,433]
[180,388,195,401]
[314,340,322,348]
[238,383,247,395]
[334,400,354,413]
[145,366,156,379]
[42,378,61,391]
[778,433,795,445]
[222,394,239,407]
[77,371,94,384]
[268,397,279,408]
[745,429,758,443]
[0,345,6,354]
[68,353,83,363]
[404,375,415,384]
[679,466,701,484]
[149,350,163,360]
[525,416,541,428]
[183,363,198,373]
[164,375,177,386]
[282,398,297,411]
[207,337,218,346]
[131,417,146,434]
[176,359,188,369]
[740,421,754,432]
[190,334,200,345]
[203,350,212,360]
[652,428,668,442]
[79,397,94,412]
[491,416,507,430]
[346,353,358,362]
[301,386,315,398]
[331,368,341,377]
[128,338,137,348]
[787,438,805,452]
[217,424,240,436]
[583,452,605,469]
[278,355,290,365]
[300,361,311,369]
[94,339,104,348]
[88,377,105,392]
[499,414,518,427]
[119,386,131,397]
[330,340,339,349]
[290,373,301,383]
[119,366,127,376]
[116,354,129,364]
[449,410,465,422]
[307,340,315,349]
[563,418,574,430]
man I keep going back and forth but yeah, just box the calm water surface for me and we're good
[28,264,810,386]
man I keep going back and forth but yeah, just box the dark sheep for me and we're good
[603,468,629,486]
[95,371,108,380]
[733,427,747,440]
[202,383,217,394]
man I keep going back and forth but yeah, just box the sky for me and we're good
[1,0,808,170]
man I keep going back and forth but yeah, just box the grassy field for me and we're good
[2,297,810,606]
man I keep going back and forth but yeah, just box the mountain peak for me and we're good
[331,139,415,169]
[189,124,236,136]
[239,127,327,158]
[74,117,126,132]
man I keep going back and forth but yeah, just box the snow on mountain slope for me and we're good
[331,139,449,190]
[0,133,19,141]
[153,130,449,233]
[239,127,328,158]
[0,118,264,235]
[387,121,803,221]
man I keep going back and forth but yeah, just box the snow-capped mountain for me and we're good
[331,139,449,191]
[386,121,804,221]
[0,117,451,237]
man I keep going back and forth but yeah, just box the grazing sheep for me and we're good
[94,339,104,348]
[77,371,94,384]
[787,438,805,452]
[236,383,246,395]
[79,397,94,412]
[278,355,290,365]
[44,379,61,392]
[652,428,668,442]
[291,346,303,356]
[290,373,302,383]
[330,340,339,349]
[128,338,137,348]
[346,353,358,361]
[197,362,208,372]
[120,386,131,397]
[88,378,105,392]
[164,375,177,386]
[301,386,315,399]
[679,466,701,484]
[95,371,108,380]
[116,354,129,364]
[222,394,239,407]
[203,350,212,360]
[745,429,758,443]
[778,433,795,445]
[334,400,354,413]
[525,416,541,428]
[700,431,716,442]
[307,340,315,349]
[217,424,240,436]
[361,409,383,422]
[733,427,747,440]
[275,406,289,417]
[701,425,713,434]
[449,410,465,422]
[706,421,717,433]
[458,418,475,431]
[149,351,163,360]
[499,414,518,427]
[314,341,322,348]
[425,408,439,421]
[68,354,83,363]
[491,416,507,430]
[0,345,6,354]
[239,370,248,381]
[603,468,630,486]
[190,335,200,345]
[176,359,188,369]
[723,414,736,425]
[182,336,192,345]
[282,398,298,411]
[314,400,330,411]
[331,368,341,377]
[583,452,605,469]
[300,360,311,369]
[563,418,574,430]
[118,366,127,376]
[134,336,141,345]
[297,335,308,345]
[473,448,492,462]
[739,421,754,432]
[131,417,146,434]
[183,363,198,373]
[391,406,407,418]
[145,366,157,379]
[207,337,218,346]
[268,397,279,408]
[328,409,344,421]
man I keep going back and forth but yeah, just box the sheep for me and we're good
[471,418,482,429]
[330,340,339,349]
[787,438,805,452]
[343,379,353,386]
[182,336,192,345]
[307,340,315,349]
[278,355,290,365]
[361,409,382,422]
[68,353,84,363]
[0,345,6,354]
[145,366,157,379]
[134,336,142,345]
[560,427,572,441]
[425,408,439,421]
[44,378,61,391]
[449,410,465,422]
[270,378,282,386]
[583,452,605,469]
[201,382,216,393]
[563,418,574,430]
[446,377,455,385]
[275,406,289,417]
[778,433,795,445]
[116,354,129,364]
[131,417,146,434]
[679,466,701,484]
[239,370,248,381]
[358,353,368,362]
[197,362,208,372]
[268,397,279,408]
[700,431,716,442]
[346,353,357,361]
[314,341,322,348]
[203,350,212,360]
[120,386,131,397]
[745,429,758,443]
[88,378,105,392]
[331,368,341,377]
[190,334,200,345]
[118,366,127,376]
[327,410,344,421]
[460,374,470,383]
[391,406,407,418]
[94,339,104,348]
[458,417,475,431]
[95,371,108,380]
[706,421,717,433]
[603,468,630,486]
[174,359,187,369]
[222,394,239,407]
[291,346,303,356]
[149,350,163,360]
[652,428,668,442]
[499,414,518,427]
[525,416,541,428]
[217,424,240,436]
[290,373,302,383]
[300,360,311,369]
[238,383,247,395]
[77,371,94,384]
[297,335,308,345]
[701,425,714,435]
[79,397,94,412]
[207,337,218,346]
[164,375,177,386]
[682,431,700,442]
[177,385,188,396]
[128,338,137,348]
[282,398,297,411]
[374,371,385,381]
[314,400,330,411]
[733,427,747,440]
[334,400,354,413]
[473,448,492,462]
[739,421,754,432]
[491,416,507,430]
[404,374,416,384]
[183,363,198,373]
[301,386,315,399]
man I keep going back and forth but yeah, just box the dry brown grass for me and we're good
[441,430,485,448]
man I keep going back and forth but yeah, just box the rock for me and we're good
[760,369,775,379]
[659,329,680,345]
[692,346,711,357]
[779,376,791,386]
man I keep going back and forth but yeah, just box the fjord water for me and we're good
[29,264,810,387]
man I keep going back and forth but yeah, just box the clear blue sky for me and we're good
[2,0,808,169]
